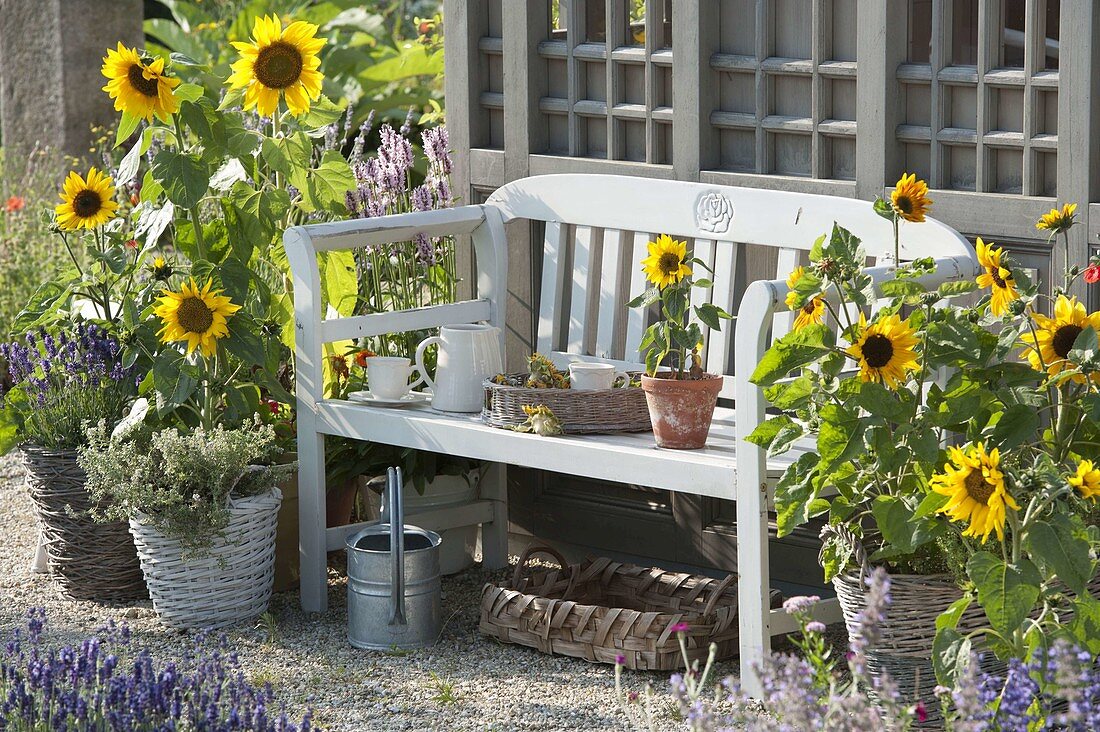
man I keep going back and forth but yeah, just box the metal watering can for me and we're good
[346,467,443,650]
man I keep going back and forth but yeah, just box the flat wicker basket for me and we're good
[481,375,651,434]
[479,546,782,670]
[129,487,281,630]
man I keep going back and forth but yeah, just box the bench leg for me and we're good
[480,463,509,570]
[737,477,771,699]
[298,424,328,613]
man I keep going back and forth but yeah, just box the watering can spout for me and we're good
[388,467,407,627]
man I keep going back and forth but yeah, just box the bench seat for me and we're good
[319,400,814,499]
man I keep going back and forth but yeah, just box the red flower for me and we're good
[4,196,25,213]
[130,193,140,206]
[915,701,928,723]
[1084,264,1100,284]
[267,400,281,415]
[125,239,139,249]
[354,349,376,368]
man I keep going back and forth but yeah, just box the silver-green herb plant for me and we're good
[79,419,290,556]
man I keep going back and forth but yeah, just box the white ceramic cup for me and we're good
[568,362,629,391]
[366,356,425,400]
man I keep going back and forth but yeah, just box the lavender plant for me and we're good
[0,608,312,731]
[0,322,136,453]
[617,568,1100,730]
[343,120,459,358]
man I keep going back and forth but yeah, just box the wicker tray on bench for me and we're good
[481,374,651,434]
[479,546,783,671]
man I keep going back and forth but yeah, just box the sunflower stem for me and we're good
[172,115,207,262]
[892,214,900,267]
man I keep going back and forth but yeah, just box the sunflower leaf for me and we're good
[967,551,1041,637]
[174,82,205,103]
[1025,515,1092,596]
[750,324,835,386]
[115,112,141,149]
[217,86,246,112]
[151,150,210,209]
[295,95,346,130]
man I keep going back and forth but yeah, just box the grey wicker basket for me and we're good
[481,374,652,434]
[22,444,147,601]
[824,525,1001,729]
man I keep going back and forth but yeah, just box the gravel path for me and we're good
[0,454,747,731]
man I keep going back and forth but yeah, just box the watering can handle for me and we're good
[388,467,407,627]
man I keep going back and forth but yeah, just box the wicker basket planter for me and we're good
[129,487,282,630]
[481,374,651,434]
[22,444,146,601]
[480,546,782,670]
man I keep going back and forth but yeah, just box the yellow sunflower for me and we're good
[227,14,326,117]
[890,173,932,223]
[1022,295,1100,380]
[974,238,1019,316]
[785,266,825,331]
[1036,202,1078,235]
[101,43,180,123]
[1069,460,1100,500]
[845,312,920,389]
[154,278,241,357]
[932,443,1018,543]
[641,234,693,289]
[54,167,118,231]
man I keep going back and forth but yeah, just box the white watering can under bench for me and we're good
[415,323,503,413]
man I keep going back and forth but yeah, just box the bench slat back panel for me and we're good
[490,174,974,378]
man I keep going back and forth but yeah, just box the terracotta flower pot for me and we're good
[640,373,723,449]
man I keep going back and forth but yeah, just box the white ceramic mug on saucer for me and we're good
[568,362,629,391]
[366,356,425,400]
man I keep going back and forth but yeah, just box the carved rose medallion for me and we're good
[696,192,734,233]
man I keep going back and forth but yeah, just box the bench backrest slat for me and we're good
[490,174,975,379]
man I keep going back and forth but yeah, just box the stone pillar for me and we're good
[0,0,144,162]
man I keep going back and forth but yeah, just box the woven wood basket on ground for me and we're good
[129,487,282,630]
[22,445,147,601]
[479,546,782,670]
[481,375,651,433]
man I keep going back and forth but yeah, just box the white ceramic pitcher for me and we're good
[415,324,503,413]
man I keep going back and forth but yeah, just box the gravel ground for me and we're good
[0,453,751,731]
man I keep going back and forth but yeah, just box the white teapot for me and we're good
[415,324,503,413]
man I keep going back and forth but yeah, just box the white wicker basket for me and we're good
[129,487,282,630]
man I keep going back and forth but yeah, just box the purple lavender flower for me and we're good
[782,595,821,615]
[400,106,416,136]
[378,124,413,177]
[422,126,453,176]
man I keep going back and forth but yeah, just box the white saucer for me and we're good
[347,390,431,407]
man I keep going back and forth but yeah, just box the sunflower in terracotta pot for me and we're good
[628,234,731,449]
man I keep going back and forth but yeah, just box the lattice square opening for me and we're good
[620,119,646,162]
[771,75,811,119]
[992,87,1023,134]
[990,147,1023,193]
[621,63,646,105]
[770,132,811,177]
[827,78,857,122]
[946,85,978,131]
[904,83,931,127]
[1034,150,1057,197]
[1037,89,1058,136]
[947,145,977,191]
[720,129,756,172]
[719,71,755,114]
[904,142,932,181]
[772,0,812,58]
[824,136,856,181]
[719,0,755,55]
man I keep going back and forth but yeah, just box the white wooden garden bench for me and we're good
[284,173,977,695]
